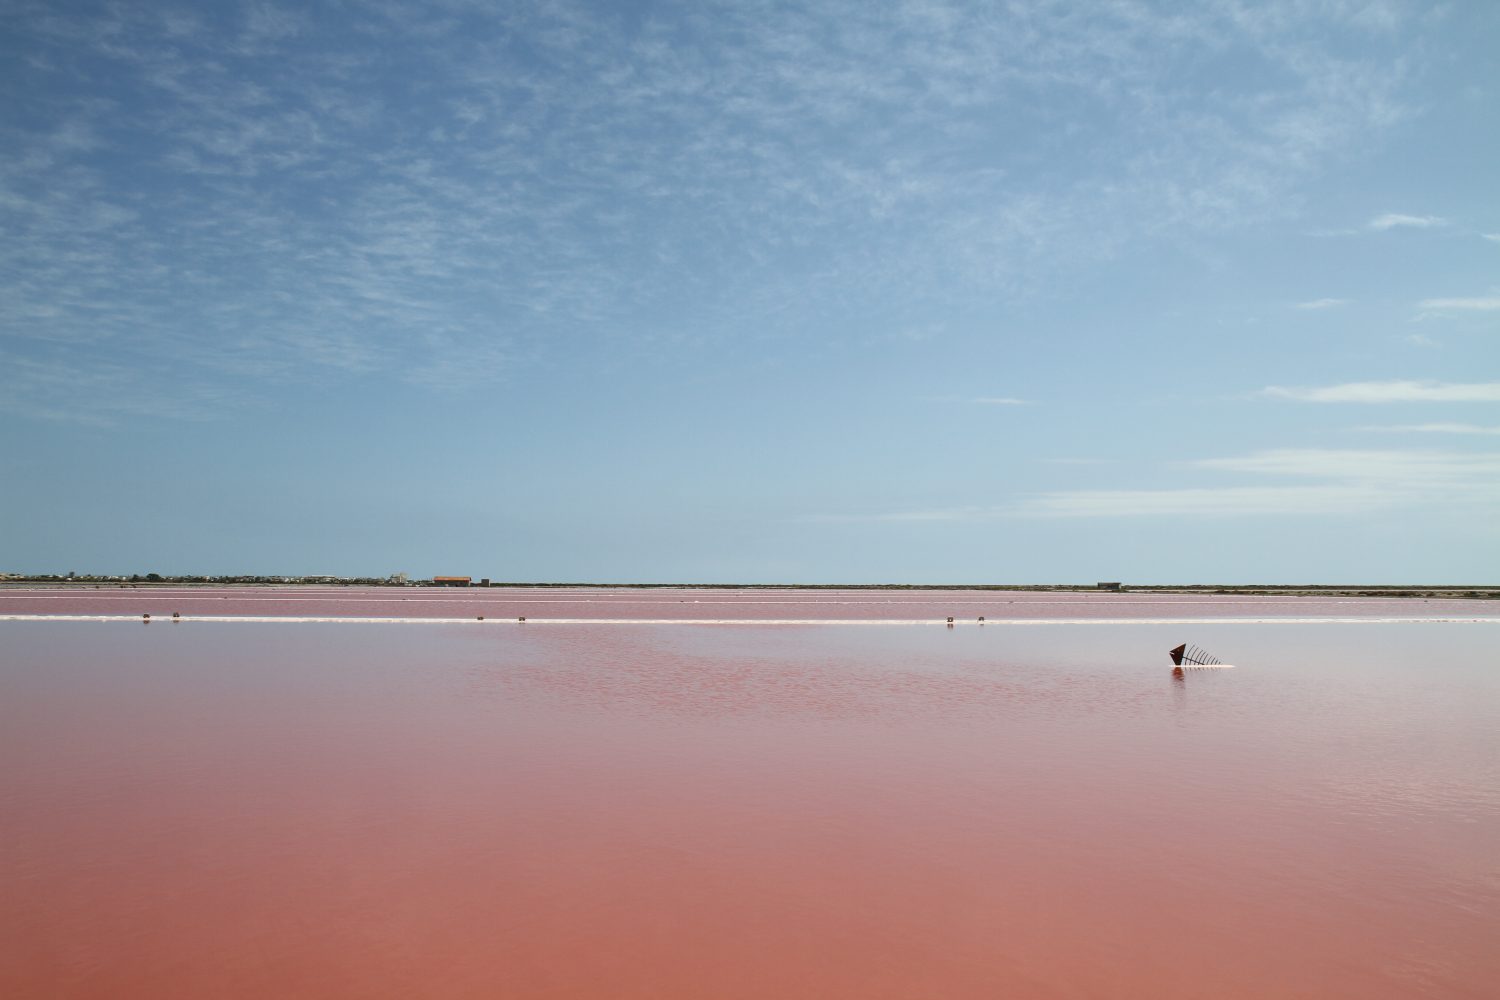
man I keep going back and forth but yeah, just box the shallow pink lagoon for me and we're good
[2,597,1498,997]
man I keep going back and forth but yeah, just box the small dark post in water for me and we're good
[142,613,150,621]
[477,615,484,621]
[172,612,180,620]
[978,616,985,623]
[518,616,526,622]
[946,616,954,623]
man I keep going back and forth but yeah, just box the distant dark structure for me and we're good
[1097,581,1121,590]
[433,576,472,587]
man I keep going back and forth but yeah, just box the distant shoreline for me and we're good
[2,577,1495,600]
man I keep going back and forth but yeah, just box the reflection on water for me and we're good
[1,622,1497,998]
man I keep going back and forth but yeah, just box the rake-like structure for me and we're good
[1169,643,1224,667]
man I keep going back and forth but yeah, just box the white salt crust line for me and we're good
[3,615,1498,626]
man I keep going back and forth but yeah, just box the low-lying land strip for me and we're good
[3,576,1495,601]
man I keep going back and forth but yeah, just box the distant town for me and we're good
[0,572,1494,600]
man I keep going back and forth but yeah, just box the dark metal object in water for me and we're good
[1169,643,1223,667]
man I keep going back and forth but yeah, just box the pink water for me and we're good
[2,611,1498,997]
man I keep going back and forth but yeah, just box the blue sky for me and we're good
[3,0,1497,583]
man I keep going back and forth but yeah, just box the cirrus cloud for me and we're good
[811,448,1500,521]
[1259,380,1500,403]
[1418,297,1500,311]
[1368,213,1445,230]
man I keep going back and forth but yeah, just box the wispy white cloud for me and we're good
[1189,448,1500,482]
[1368,212,1445,230]
[1294,297,1348,309]
[1026,449,1500,517]
[820,447,1500,520]
[1480,233,1500,244]
[1418,296,1500,311]
[1356,423,1500,436]
[1020,485,1391,517]
[1260,380,1500,403]
[924,394,1029,406]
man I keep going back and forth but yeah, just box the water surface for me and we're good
[2,620,1497,997]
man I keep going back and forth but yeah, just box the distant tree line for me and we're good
[5,573,417,585]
